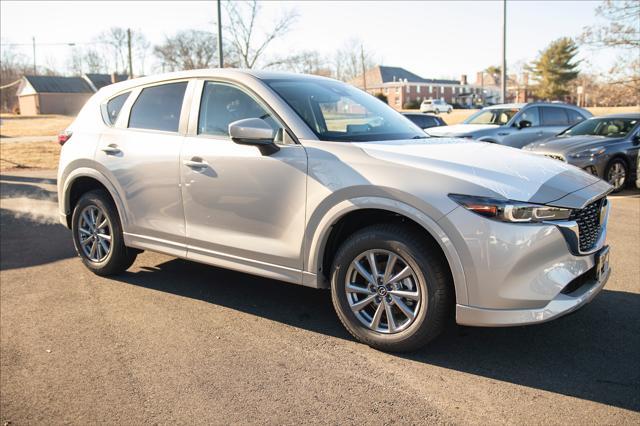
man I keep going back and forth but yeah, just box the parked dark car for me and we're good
[523,113,640,192]
[402,113,446,130]
[426,102,592,148]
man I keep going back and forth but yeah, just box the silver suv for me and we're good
[58,70,612,352]
[427,102,592,148]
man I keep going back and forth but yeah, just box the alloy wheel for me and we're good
[345,249,423,334]
[607,162,626,190]
[77,205,112,262]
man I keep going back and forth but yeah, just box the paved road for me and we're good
[1,169,639,424]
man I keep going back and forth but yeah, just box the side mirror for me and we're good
[633,133,640,145]
[229,118,280,155]
[517,120,532,129]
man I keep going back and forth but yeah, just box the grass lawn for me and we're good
[0,114,74,138]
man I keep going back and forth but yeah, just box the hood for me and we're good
[524,135,624,153]
[356,138,606,207]
[426,123,499,137]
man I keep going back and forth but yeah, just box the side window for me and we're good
[518,107,540,127]
[198,82,279,137]
[128,82,187,132]
[105,92,130,125]
[540,107,569,126]
[567,109,586,125]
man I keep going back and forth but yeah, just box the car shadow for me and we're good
[0,208,76,270]
[114,257,639,412]
[0,174,57,185]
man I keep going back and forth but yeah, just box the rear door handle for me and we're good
[101,144,121,155]
[183,157,208,169]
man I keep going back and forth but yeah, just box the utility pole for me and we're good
[360,44,367,91]
[217,0,223,68]
[127,28,133,78]
[32,36,36,75]
[501,0,507,103]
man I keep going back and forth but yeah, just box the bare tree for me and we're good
[269,50,332,76]
[96,27,149,75]
[332,38,375,82]
[69,47,108,75]
[580,0,640,103]
[224,0,298,68]
[0,46,30,112]
[154,30,218,71]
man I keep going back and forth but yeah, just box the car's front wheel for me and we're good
[605,159,628,192]
[71,190,137,276]
[330,224,452,352]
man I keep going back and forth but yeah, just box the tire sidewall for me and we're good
[331,230,440,348]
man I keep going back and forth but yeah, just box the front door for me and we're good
[180,81,308,282]
[503,107,544,148]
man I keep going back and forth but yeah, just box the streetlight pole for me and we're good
[32,36,36,75]
[217,0,223,68]
[501,0,507,104]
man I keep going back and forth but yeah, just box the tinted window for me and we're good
[198,82,279,136]
[518,107,540,127]
[567,109,586,125]
[540,107,569,126]
[128,82,187,132]
[106,92,130,125]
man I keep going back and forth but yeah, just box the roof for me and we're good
[599,113,640,119]
[84,73,129,90]
[23,75,94,93]
[377,66,460,85]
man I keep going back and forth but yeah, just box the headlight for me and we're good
[568,146,605,159]
[449,194,572,223]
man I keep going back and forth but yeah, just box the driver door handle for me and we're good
[183,157,208,169]
[101,144,121,155]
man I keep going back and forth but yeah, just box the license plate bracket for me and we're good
[595,245,610,282]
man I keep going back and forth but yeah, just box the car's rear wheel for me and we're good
[71,190,137,276]
[330,224,452,352]
[605,159,627,192]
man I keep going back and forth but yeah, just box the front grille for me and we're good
[569,198,605,252]
[543,153,566,162]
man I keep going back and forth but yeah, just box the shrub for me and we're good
[374,93,388,103]
[402,100,421,110]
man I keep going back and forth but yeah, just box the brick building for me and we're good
[350,66,484,109]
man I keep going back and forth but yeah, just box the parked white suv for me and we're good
[420,99,452,114]
[58,70,612,352]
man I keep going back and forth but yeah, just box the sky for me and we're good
[0,0,618,80]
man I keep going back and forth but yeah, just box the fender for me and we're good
[303,196,468,305]
[60,165,129,230]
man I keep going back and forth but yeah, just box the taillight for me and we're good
[58,131,73,145]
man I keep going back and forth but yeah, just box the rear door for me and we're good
[97,80,193,256]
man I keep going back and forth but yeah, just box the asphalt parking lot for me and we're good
[1,169,639,424]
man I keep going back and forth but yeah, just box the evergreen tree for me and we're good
[529,38,580,100]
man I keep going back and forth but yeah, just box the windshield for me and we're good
[559,117,639,138]
[264,79,426,142]
[464,108,520,125]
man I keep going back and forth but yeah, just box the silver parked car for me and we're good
[426,102,592,148]
[58,70,612,352]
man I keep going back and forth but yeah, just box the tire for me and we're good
[604,158,628,192]
[330,224,452,352]
[71,189,137,276]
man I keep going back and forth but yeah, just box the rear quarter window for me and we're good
[103,92,130,125]
[567,109,587,125]
[128,82,187,132]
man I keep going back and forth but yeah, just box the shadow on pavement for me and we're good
[0,174,57,185]
[115,257,640,412]
[0,208,76,270]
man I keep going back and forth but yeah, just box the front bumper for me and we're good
[456,262,610,326]
[438,198,610,327]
